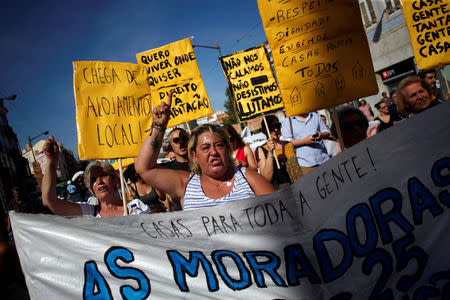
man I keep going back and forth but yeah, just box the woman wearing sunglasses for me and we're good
[256,115,300,189]
[41,137,150,217]
[135,94,274,210]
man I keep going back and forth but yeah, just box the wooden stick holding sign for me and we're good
[186,122,191,135]
[441,68,450,93]
[331,107,345,152]
[262,116,280,169]
[118,158,128,216]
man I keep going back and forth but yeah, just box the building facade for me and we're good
[0,99,35,214]
[359,0,449,107]
[22,140,71,184]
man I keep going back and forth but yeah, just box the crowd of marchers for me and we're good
[0,71,447,297]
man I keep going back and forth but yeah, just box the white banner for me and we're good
[11,102,450,299]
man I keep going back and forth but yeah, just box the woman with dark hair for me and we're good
[330,106,369,149]
[255,115,301,189]
[374,100,401,132]
[358,99,373,120]
[223,124,257,170]
[135,94,274,210]
[123,163,166,213]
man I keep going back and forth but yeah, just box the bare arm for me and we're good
[135,93,189,200]
[256,143,275,182]
[244,145,258,171]
[41,137,82,216]
[246,168,275,195]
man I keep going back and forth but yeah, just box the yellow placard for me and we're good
[402,0,450,70]
[136,38,213,128]
[101,158,134,170]
[257,0,378,116]
[73,61,152,160]
[220,45,283,122]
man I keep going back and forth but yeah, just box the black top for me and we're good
[161,160,190,172]
[375,113,401,132]
[128,183,166,213]
[255,145,291,189]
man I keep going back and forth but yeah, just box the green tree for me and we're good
[222,88,240,125]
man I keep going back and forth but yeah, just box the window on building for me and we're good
[359,0,377,27]
[385,0,402,14]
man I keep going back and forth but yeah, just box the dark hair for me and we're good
[418,68,436,79]
[389,90,396,98]
[223,124,245,150]
[375,100,387,110]
[166,127,188,151]
[330,106,368,138]
[123,163,138,183]
[260,115,280,137]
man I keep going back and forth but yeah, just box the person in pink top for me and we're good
[358,99,373,121]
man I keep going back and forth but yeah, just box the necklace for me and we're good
[219,180,233,187]
[204,176,234,188]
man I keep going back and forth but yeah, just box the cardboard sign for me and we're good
[73,61,152,160]
[11,102,450,299]
[136,38,213,128]
[402,0,450,69]
[101,158,135,170]
[257,0,378,116]
[220,45,284,122]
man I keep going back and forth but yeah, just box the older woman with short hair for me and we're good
[395,76,438,115]
[135,94,274,210]
[42,137,149,217]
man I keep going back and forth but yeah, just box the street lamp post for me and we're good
[192,41,223,57]
[0,94,17,101]
[28,131,49,162]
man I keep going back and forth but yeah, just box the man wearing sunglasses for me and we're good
[161,128,190,172]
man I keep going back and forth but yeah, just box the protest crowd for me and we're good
[3,69,447,297]
[3,0,450,297]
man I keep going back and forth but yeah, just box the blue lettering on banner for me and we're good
[313,229,353,283]
[104,247,150,300]
[243,251,287,287]
[83,261,113,300]
[166,250,219,292]
[346,203,378,258]
[408,177,443,224]
[431,157,450,206]
[80,157,449,297]
[369,188,414,244]
[284,244,321,285]
[211,250,252,290]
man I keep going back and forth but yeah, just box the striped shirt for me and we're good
[183,168,255,210]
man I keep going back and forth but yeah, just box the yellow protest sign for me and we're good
[402,0,450,69]
[102,158,134,170]
[220,45,283,122]
[257,0,378,116]
[73,61,152,160]
[136,38,213,128]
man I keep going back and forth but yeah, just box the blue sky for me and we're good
[0,1,267,158]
